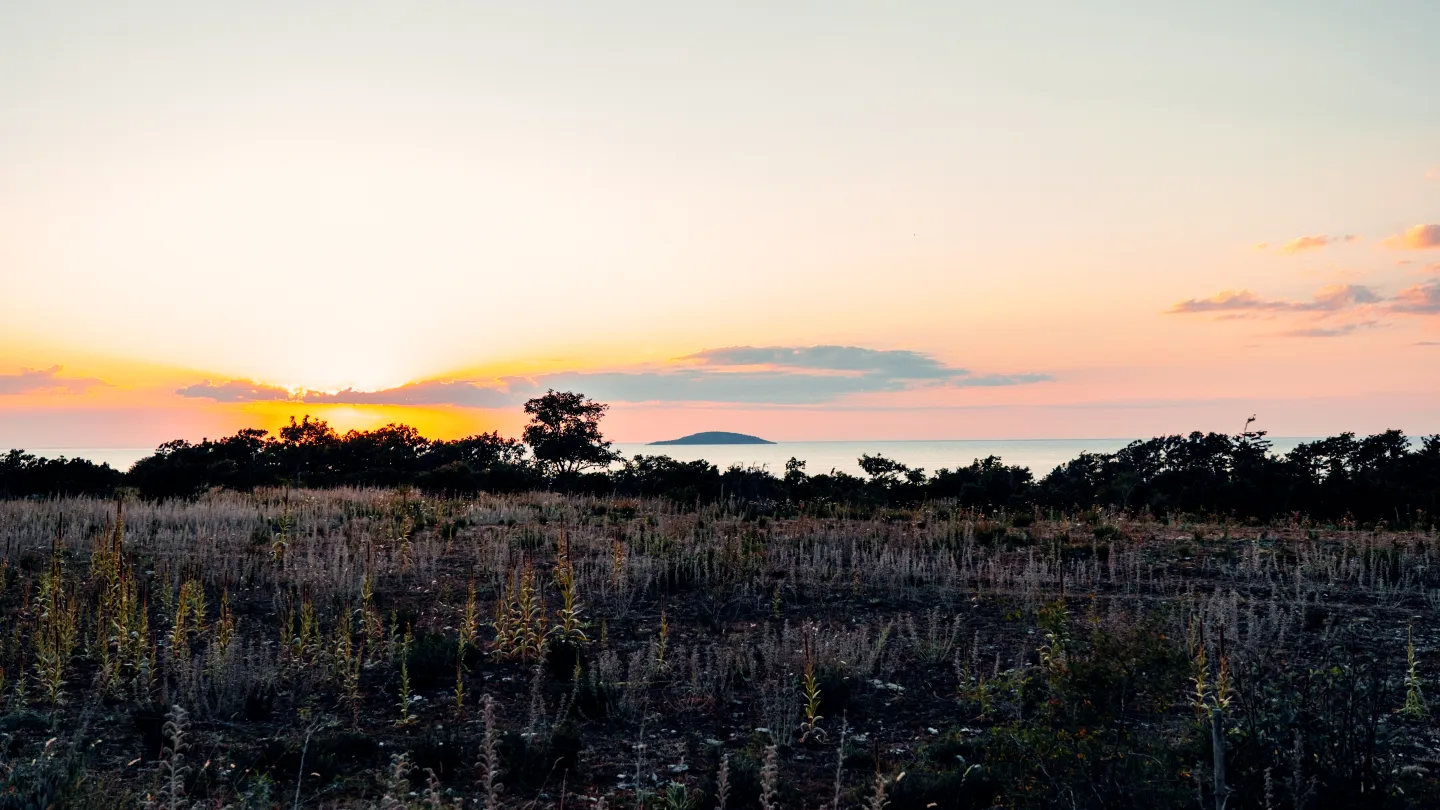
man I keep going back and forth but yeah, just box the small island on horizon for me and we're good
[649,431,775,446]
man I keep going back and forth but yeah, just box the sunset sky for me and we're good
[3,2,1438,449]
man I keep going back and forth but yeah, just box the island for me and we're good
[649,431,775,445]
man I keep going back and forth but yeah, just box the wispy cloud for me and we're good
[1383,224,1440,250]
[537,368,1049,405]
[1166,284,1379,314]
[1278,322,1378,338]
[175,345,1050,407]
[0,366,109,396]
[1312,284,1382,308]
[682,345,960,378]
[1277,234,1356,254]
[1165,289,1267,313]
[528,345,1051,405]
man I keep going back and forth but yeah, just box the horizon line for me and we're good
[18,434,1336,452]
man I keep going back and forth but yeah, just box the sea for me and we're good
[24,438,1321,477]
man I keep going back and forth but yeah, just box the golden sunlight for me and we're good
[238,401,514,441]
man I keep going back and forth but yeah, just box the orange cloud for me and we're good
[1382,224,1440,250]
[1278,234,1356,254]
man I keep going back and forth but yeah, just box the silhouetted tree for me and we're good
[611,455,721,501]
[276,415,340,485]
[858,453,910,484]
[128,439,213,499]
[522,390,619,476]
[333,424,428,486]
[420,432,534,493]
[930,455,1035,510]
[0,450,122,498]
[428,432,528,469]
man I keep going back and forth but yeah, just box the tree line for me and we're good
[3,391,1439,525]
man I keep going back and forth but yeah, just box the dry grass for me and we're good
[0,489,1434,807]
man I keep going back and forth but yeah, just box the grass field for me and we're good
[0,489,1436,808]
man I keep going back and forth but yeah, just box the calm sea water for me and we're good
[613,438,1319,476]
[25,447,157,471]
[27,438,1320,477]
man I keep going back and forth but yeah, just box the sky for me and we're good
[2,1,1438,449]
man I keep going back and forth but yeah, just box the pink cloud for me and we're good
[1278,234,1356,254]
[1277,321,1379,338]
[1166,289,1265,313]
[1311,284,1380,308]
[1166,285,1378,314]
[1383,224,1440,250]
[1391,282,1440,314]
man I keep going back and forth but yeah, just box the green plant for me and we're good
[655,607,669,670]
[397,627,415,726]
[212,589,234,661]
[494,566,547,661]
[333,607,363,727]
[800,635,825,743]
[660,782,695,810]
[32,552,79,704]
[457,581,479,711]
[549,538,589,646]
[271,507,291,563]
[1403,625,1428,718]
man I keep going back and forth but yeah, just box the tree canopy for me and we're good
[521,390,619,476]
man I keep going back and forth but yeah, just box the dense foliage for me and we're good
[0,449,125,498]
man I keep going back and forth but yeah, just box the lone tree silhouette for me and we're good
[522,390,620,476]
[859,453,914,484]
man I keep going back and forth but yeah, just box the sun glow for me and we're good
[237,401,515,441]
